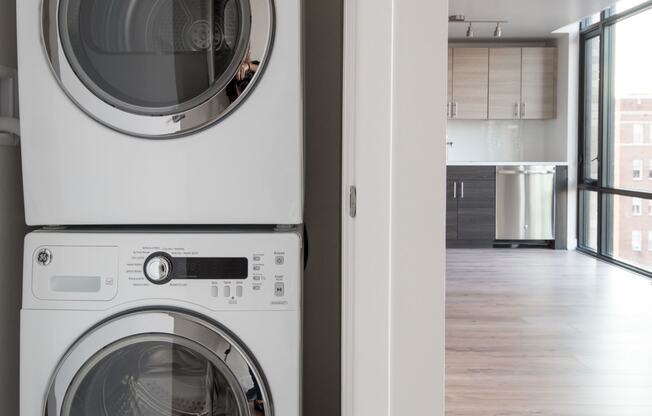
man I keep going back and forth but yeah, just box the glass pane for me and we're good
[583,36,601,181]
[605,8,652,193]
[580,190,599,251]
[604,194,652,272]
[61,0,251,114]
[581,11,602,29]
[608,0,649,16]
[63,338,246,416]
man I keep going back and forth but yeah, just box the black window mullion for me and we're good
[597,17,606,256]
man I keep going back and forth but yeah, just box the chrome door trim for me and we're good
[44,309,273,416]
[41,0,275,138]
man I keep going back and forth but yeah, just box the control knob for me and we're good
[144,254,172,284]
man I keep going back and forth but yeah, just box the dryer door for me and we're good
[45,310,272,416]
[42,0,274,138]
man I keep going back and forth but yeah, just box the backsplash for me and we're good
[447,120,566,162]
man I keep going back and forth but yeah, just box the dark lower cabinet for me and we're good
[446,180,458,240]
[447,167,496,247]
[458,179,496,240]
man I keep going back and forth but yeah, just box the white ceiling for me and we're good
[448,0,616,39]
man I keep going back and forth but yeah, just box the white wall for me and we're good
[554,28,580,249]
[0,0,24,413]
[342,0,446,414]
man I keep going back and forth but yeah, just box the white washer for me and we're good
[20,230,301,416]
[17,0,303,226]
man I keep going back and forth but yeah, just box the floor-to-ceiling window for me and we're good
[579,1,652,276]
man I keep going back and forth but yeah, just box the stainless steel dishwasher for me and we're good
[496,166,556,240]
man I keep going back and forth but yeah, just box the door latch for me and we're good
[349,186,357,218]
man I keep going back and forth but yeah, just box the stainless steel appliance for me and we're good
[496,165,556,240]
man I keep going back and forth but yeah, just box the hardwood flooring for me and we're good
[446,249,652,416]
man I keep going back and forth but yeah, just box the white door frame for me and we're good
[341,0,448,415]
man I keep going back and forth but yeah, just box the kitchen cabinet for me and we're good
[521,47,556,119]
[450,48,489,120]
[458,179,496,240]
[447,167,496,246]
[488,48,522,119]
[448,46,556,120]
[446,180,458,240]
[447,49,452,119]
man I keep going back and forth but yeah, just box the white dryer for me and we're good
[20,230,301,416]
[17,0,303,226]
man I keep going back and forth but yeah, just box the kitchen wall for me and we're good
[0,0,24,414]
[447,119,566,162]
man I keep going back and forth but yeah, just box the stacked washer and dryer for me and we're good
[17,0,303,415]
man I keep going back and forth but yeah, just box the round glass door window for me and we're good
[44,0,274,137]
[57,335,268,416]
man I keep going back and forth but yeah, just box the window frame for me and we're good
[578,0,652,278]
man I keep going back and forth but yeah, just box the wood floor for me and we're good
[446,249,652,416]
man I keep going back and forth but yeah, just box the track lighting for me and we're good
[494,23,502,38]
[466,23,474,38]
[449,15,508,38]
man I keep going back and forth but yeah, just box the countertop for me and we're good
[447,161,569,166]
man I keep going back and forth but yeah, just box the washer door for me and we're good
[43,0,274,138]
[45,310,272,416]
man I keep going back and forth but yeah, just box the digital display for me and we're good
[171,257,248,280]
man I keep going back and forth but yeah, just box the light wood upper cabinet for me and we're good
[488,48,522,120]
[448,48,453,119]
[451,48,489,120]
[521,47,556,119]
[448,46,556,120]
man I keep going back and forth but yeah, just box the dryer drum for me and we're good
[59,0,250,116]
[63,339,247,416]
[42,0,275,137]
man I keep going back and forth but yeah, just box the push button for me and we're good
[211,286,218,297]
[275,256,284,265]
[236,286,243,297]
[224,286,231,298]
[274,282,285,297]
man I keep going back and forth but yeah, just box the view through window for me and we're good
[579,2,652,275]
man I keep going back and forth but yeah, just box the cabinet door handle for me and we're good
[447,102,451,119]
[460,181,464,199]
[514,102,520,118]
[521,102,526,118]
[453,181,457,199]
[453,102,458,118]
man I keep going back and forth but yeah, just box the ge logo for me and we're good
[37,249,52,266]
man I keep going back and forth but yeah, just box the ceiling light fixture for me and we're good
[466,23,474,38]
[494,23,502,38]
[449,15,508,38]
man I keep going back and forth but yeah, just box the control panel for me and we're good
[26,231,301,311]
